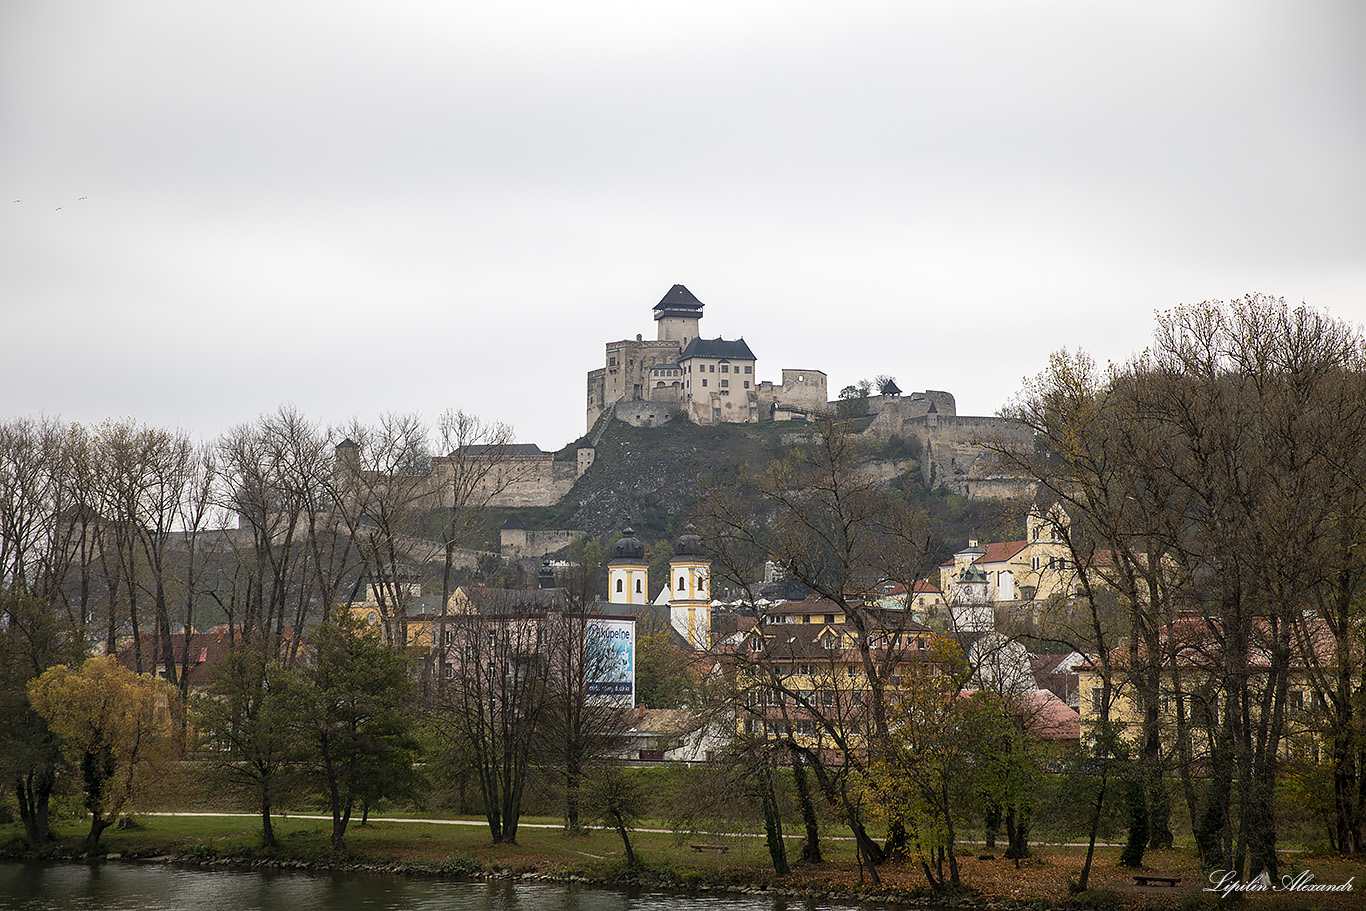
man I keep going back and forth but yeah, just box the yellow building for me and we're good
[939,504,1080,605]
[729,596,936,755]
[1076,617,1336,761]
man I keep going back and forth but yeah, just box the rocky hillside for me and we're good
[480,419,1023,563]
[559,419,787,537]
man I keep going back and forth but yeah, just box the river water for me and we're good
[0,862,879,911]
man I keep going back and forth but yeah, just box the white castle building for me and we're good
[586,285,829,430]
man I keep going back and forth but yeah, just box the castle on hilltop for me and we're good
[585,285,829,431]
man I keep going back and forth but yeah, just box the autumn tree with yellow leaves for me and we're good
[28,656,179,847]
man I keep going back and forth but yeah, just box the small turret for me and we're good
[608,527,649,604]
[669,524,711,650]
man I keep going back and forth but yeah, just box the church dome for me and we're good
[674,524,705,557]
[610,528,645,562]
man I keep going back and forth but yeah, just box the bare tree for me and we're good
[537,598,635,833]
[218,406,350,659]
[431,590,554,843]
[331,413,437,653]
[702,419,940,882]
[990,296,1366,879]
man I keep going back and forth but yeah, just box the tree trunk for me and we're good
[328,776,349,851]
[564,763,582,833]
[613,812,636,869]
[86,814,112,849]
[1005,803,1031,862]
[758,761,790,875]
[1076,770,1108,891]
[983,800,1001,851]
[1120,777,1148,867]
[790,757,822,863]
[1147,771,1173,850]
[260,789,276,849]
[14,772,54,846]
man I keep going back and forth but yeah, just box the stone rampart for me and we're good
[500,528,581,559]
[861,406,1033,500]
[428,453,582,509]
[613,400,678,428]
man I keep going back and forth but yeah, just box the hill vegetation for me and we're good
[468,418,1024,568]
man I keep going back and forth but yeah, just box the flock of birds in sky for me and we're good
[11,197,87,211]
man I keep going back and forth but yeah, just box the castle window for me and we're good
[745,366,752,373]
[635,580,642,593]
[744,381,750,389]
[701,379,707,387]
[698,576,705,591]
[679,575,686,589]
[721,379,728,388]
[616,579,623,593]
[709,364,715,372]
[721,364,729,373]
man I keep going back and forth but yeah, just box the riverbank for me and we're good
[2,813,1360,910]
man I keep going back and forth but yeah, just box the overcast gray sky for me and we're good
[3,1,1363,449]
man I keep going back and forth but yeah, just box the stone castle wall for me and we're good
[864,390,958,424]
[865,412,1034,500]
[501,527,580,558]
[586,368,607,429]
[613,401,678,428]
[428,452,589,509]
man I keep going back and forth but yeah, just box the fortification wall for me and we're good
[429,454,581,509]
[864,390,958,430]
[755,369,829,420]
[501,528,580,559]
[586,368,606,430]
[861,407,1033,500]
[775,369,828,409]
[613,401,677,428]
[910,414,1033,499]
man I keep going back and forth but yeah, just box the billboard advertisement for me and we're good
[586,617,635,703]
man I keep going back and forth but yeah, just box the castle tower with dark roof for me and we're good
[653,283,704,345]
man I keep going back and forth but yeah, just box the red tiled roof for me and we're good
[882,580,942,596]
[940,541,1028,567]
[980,540,1028,564]
[1022,688,1081,741]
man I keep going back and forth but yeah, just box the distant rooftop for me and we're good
[679,337,756,361]
[453,443,546,457]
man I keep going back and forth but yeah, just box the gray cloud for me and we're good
[3,1,1362,447]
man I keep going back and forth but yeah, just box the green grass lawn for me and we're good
[6,812,1366,909]
[0,811,839,883]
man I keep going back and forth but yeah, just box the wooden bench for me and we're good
[690,843,729,854]
[1133,875,1181,887]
